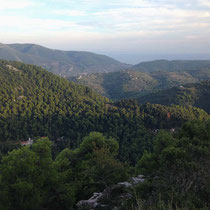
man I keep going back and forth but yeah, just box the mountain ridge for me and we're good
[131,59,210,73]
[0,43,131,77]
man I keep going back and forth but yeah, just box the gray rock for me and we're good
[118,181,132,187]
[131,175,145,184]
[77,175,145,209]
[76,192,103,208]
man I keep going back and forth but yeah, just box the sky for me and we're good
[0,0,210,63]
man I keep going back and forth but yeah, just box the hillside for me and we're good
[0,60,209,162]
[69,70,158,99]
[68,70,199,100]
[0,43,130,76]
[131,59,210,73]
[0,60,209,209]
[0,60,154,163]
[0,59,108,141]
[137,81,210,114]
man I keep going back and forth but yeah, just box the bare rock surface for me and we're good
[76,175,145,209]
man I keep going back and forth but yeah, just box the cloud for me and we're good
[89,6,210,34]
[0,0,210,54]
[199,0,210,7]
[0,15,95,35]
[0,0,36,10]
[52,9,87,16]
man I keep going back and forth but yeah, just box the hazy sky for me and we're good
[0,0,210,62]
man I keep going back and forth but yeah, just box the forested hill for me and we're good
[0,43,130,76]
[137,81,210,114]
[68,69,199,100]
[1,60,209,163]
[0,59,108,142]
[0,60,209,210]
[131,59,210,73]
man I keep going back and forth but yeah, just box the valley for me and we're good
[2,0,210,208]
[69,69,205,100]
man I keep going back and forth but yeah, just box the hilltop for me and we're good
[0,43,130,77]
[131,59,210,74]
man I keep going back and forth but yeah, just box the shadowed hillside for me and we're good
[68,69,201,100]
[137,81,210,114]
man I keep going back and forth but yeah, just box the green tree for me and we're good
[0,137,75,210]
[135,121,210,208]
[0,146,42,210]
[55,132,129,201]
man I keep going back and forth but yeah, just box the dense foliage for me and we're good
[0,122,209,209]
[0,60,209,209]
[0,133,128,209]
[0,60,209,164]
[132,120,210,209]
[0,60,152,164]
[138,81,210,114]
[140,102,210,128]
[0,60,107,142]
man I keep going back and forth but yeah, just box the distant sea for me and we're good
[100,52,210,64]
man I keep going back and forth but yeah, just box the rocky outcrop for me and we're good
[77,192,103,209]
[76,175,145,209]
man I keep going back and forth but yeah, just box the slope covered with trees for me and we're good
[0,60,209,209]
[68,69,200,100]
[1,60,209,164]
[69,70,158,99]
[0,60,153,163]
[138,81,210,114]
[0,60,108,141]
